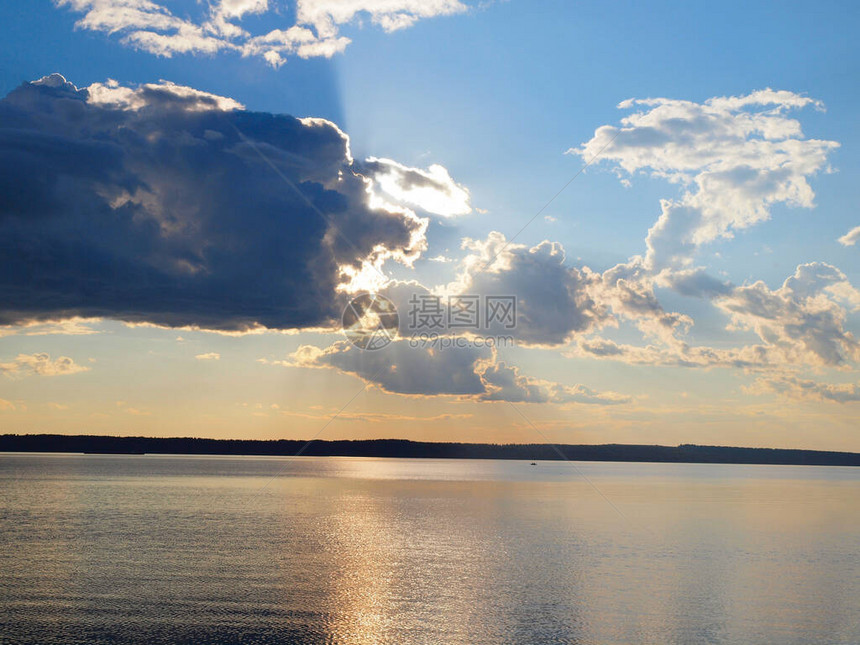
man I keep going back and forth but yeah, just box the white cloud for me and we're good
[592,259,692,345]
[573,89,838,270]
[242,26,351,64]
[0,353,90,378]
[54,0,469,66]
[717,263,860,367]
[782,262,860,309]
[537,90,860,381]
[195,352,221,360]
[295,0,467,36]
[86,77,244,111]
[838,225,860,247]
[214,0,268,21]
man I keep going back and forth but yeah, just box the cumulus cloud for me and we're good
[0,75,428,331]
[383,231,728,358]
[573,89,838,270]
[372,235,857,386]
[717,263,860,366]
[592,259,694,345]
[747,375,860,403]
[0,353,90,377]
[782,262,860,309]
[444,232,608,346]
[572,260,860,370]
[838,225,860,247]
[572,260,860,375]
[55,0,469,66]
[195,352,221,360]
[279,341,628,404]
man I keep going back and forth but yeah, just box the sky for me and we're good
[1,0,859,450]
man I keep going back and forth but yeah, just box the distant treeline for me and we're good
[1,434,858,466]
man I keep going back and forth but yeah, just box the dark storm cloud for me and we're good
[0,75,425,331]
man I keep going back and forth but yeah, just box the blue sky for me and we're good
[1,0,859,450]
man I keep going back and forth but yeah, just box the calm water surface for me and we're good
[0,454,858,644]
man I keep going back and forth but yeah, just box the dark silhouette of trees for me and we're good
[1,434,858,466]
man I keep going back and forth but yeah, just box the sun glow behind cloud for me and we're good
[364,157,472,218]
